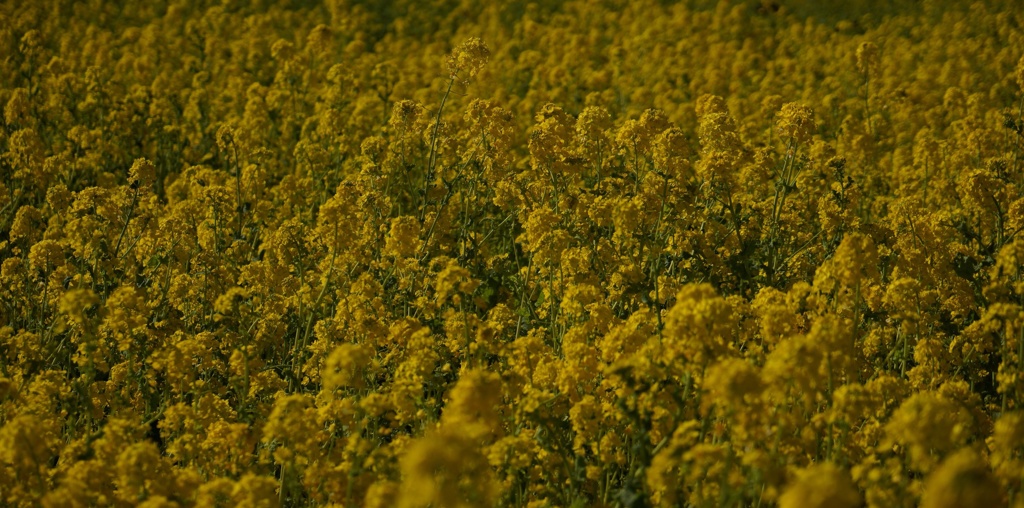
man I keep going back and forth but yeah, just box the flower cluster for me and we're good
[3,0,1024,506]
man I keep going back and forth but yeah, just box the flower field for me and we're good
[3,0,1024,506]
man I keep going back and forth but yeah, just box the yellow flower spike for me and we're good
[1015,54,1024,93]
[306,24,333,58]
[4,87,30,127]
[883,391,975,473]
[9,205,42,243]
[779,463,860,508]
[920,448,1001,508]
[446,37,490,83]
[441,368,504,441]
[128,157,156,190]
[856,41,880,77]
[323,343,372,392]
[703,357,763,414]
[776,102,816,144]
[384,216,423,259]
[0,414,60,481]
[398,429,498,508]
[662,283,738,366]
[390,99,426,131]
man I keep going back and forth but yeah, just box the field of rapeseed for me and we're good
[3,0,1024,506]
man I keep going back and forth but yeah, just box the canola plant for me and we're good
[2,0,1024,506]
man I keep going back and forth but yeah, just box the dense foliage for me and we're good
[3,0,1024,506]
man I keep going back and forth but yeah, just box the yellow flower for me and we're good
[776,102,816,144]
[779,463,860,508]
[920,448,1001,508]
[27,239,65,273]
[883,391,974,473]
[306,24,333,57]
[262,393,321,467]
[365,481,399,508]
[390,100,426,131]
[232,474,279,507]
[114,441,174,502]
[652,127,692,180]
[0,414,59,473]
[59,288,99,327]
[384,216,423,259]
[322,343,372,391]
[1016,54,1024,92]
[128,157,156,189]
[703,357,763,413]
[663,283,737,366]
[446,37,490,82]
[441,368,504,440]
[856,41,879,76]
[9,205,42,243]
[4,87,30,127]
[398,430,498,508]
[988,412,1024,483]
[434,259,480,307]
